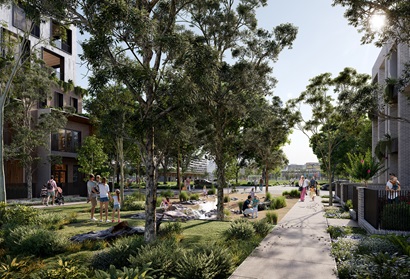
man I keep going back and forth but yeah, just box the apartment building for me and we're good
[1,4,91,198]
[371,43,410,187]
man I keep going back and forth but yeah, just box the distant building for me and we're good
[281,162,321,180]
[371,43,410,187]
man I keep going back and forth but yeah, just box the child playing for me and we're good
[309,185,316,201]
[40,184,48,205]
[111,189,121,223]
[252,195,259,218]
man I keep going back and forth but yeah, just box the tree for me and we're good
[182,0,298,220]
[243,97,298,192]
[332,0,410,47]
[77,135,108,177]
[289,67,373,205]
[4,57,67,199]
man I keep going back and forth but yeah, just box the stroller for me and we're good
[55,187,65,205]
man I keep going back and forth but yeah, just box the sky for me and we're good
[75,0,382,166]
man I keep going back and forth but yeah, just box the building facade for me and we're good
[1,4,91,198]
[372,43,410,187]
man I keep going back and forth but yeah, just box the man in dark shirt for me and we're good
[242,195,253,217]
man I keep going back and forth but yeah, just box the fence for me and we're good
[335,183,410,233]
[363,188,410,232]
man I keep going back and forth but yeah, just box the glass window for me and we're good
[51,129,81,152]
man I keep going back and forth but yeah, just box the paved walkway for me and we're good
[230,196,338,279]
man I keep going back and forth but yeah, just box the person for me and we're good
[203,186,208,198]
[87,174,99,221]
[249,187,255,199]
[40,184,48,205]
[160,197,171,211]
[111,189,121,223]
[46,175,57,206]
[185,177,191,192]
[309,184,316,201]
[386,173,401,203]
[98,177,111,223]
[310,176,317,190]
[242,195,254,217]
[259,178,263,192]
[252,195,259,218]
[299,175,309,202]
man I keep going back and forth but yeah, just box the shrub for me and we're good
[224,219,255,240]
[265,192,272,201]
[207,186,216,195]
[189,193,199,201]
[0,204,40,227]
[6,226,68,257]
[223,195,229,203]
[129,240,181,278]
[265,211,278,225]
[179,191,189,202]
[94,264,153,279]
[237,201,244,213]
[0,255,38,279]
[381,203,410,231]
[344,199,353,211]
[159,222,183,238]
[272,196,286,209]
[331,238,359,263]
[35,258,90,279]
[91,235,145,270]
[160,189,173,198]
[122,192,146,211]
[174,243,233,279]
[252,219,272,236]
[282,190,299,198]
[357,236,399,255]
[354,252,410,279]
[281,191,289,197]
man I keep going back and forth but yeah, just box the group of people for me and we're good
[87,174,121,223]
[299,175,318,202]
[242,190,260,218]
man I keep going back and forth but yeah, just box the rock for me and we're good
[70,221,144,242]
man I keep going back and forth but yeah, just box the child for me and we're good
[203,186,208,198]
[98,177,111,223]
[111,189,121,223]
[252,195,259,218]
[40,184,48,205]
[309,184,316,201]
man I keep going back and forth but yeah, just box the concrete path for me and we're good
[230,196,337,279]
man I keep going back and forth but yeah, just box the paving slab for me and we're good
[230,197,337,279]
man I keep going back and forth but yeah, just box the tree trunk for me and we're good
[265,164,269,194]
[144,125,157,243]
[117,137,125,205]
[26,163,33,199]
[328,140,333,206]
[177,145,181,194]
[0,95,6,202]
[215,154,226,220]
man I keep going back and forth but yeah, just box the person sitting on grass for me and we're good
[242,195,254,217]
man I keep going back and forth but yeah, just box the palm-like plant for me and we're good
[344,149,386,185]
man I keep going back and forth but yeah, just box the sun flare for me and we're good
[370,12,386,31]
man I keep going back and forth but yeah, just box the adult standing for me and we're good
[299,175,309,202]
[98,177,111,222]
[184,177,191,192]
[386,173,401,203]
[46,175,57,206]
[87,174,98,221]
[259,177,263,192]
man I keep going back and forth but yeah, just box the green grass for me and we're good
[179,220,231,248]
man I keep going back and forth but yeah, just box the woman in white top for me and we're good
[98,177,111,222]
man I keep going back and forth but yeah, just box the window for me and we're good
[54,92,64,108]
[12,4,40,37]
[51,21,72,54]
[52,129,81,153]
[70,97,78,113]
[43,49,64,81]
